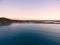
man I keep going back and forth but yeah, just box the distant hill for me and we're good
[0,17,12,21]
[0,17,13,24]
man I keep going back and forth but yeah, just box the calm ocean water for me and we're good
[0,23,60,45]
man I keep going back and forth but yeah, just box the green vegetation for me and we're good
[0,17,13,25]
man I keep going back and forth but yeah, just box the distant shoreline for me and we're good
[0,17,60,24]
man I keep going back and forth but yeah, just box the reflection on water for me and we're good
[0,23,12,26]
[0,23,60,45]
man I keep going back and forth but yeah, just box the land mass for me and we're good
[0,17,60,25]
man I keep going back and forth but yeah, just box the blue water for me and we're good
[0,23,60,45]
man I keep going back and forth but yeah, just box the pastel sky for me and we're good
[0,0,60,20]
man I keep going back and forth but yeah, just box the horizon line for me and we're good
[1,17,60,20]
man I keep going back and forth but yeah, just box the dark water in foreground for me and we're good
[0,23,60,45]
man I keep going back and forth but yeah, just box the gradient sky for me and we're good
[0,0,60,20]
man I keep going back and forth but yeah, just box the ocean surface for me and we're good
[0,23,60,45]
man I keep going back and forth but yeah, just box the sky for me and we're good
[0,0,60,20]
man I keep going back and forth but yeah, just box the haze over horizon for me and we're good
[0,0,60,20]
